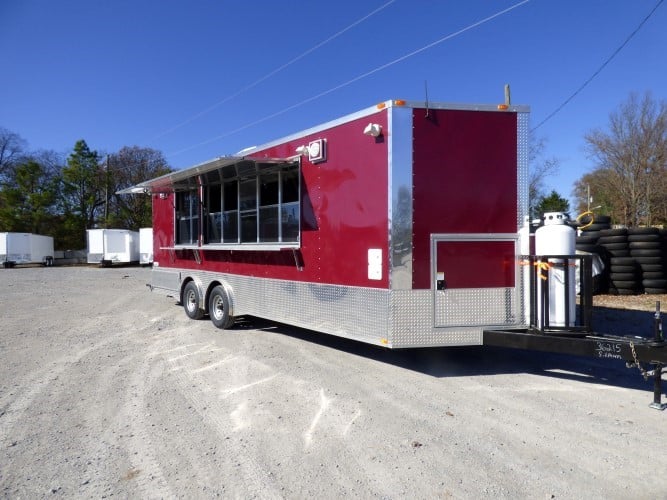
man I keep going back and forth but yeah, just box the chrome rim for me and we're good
[211,295,224,320]
[186,290,197,312]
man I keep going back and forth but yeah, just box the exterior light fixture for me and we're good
[307,139,325,163]
[297,139,326,163]
[363,123,382,137]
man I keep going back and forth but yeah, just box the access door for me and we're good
[432,234,522,328]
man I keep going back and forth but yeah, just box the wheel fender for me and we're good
[206,280,235,317]
[181,277,205,306]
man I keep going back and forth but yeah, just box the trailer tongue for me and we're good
[484,318,667,410]
[484,252,667,410]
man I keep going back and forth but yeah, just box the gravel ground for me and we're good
[594,293,667,312]
[1,266,666,499]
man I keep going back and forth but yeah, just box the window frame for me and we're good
[173,159,301,250]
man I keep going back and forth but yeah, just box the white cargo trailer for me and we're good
[87,229,140,266]
[0,232,54,268]
[139,227,153,265]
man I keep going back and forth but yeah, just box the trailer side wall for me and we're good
[147,102,529,347]
[152,110,391,289]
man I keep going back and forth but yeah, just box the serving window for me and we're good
[175,159,300,248]
[175,189,199,245]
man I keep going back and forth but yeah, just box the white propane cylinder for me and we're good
[535,212,576,327]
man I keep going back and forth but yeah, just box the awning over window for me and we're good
[117,156,297,195]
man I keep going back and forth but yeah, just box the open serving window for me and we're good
[120,156,301,251]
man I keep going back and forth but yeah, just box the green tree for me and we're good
[533,190,570,219]
[106,146,172,229]
[579,92,667,227]
[59,140,104,247]
[0,158,59,233]
[573,170,616,222]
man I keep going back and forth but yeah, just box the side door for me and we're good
[432,234,522,328]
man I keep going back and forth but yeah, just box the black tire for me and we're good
[599,242,628,251]
[644,288,667,295]
[627,227,659,236]
[610,280,638,289]
[607,249,630,257]
[597,235,628,245]
[609,272,638,281]
[581,223,611,232]
[576,235,599,244]
[616,288,638,295]
[576,244,604,254]
[610,257,636,266]
[641,272,666,280]
[600,228,628,237]
[183,281,204,320]
[609,265,637,274]
[628,241,662,250]
[628,233,661,242]
[588,214,611,224]
[609,264,640,274]
[630,248,662,257]
[208,285,235,329]
[639,264,664,273]
[579,230,601,240]
[635,256,662,265]
[642,279,667,289]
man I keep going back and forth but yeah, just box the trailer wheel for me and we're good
[183,282,204,320]
[209,286,234,329]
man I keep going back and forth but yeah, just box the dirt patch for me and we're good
[594,293,667,312]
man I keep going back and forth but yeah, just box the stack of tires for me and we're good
[598,228,640,295]
[628,227,667,294]
[575,215,611,293]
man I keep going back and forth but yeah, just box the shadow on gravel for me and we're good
[233,307,663,394]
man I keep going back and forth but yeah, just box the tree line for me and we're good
[573,92,667,227]
[1,91,664,250]
[0,133,172,250]
[529,92,667,226]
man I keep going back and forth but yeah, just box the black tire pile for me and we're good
[575,215,611,294]
[575,215,667,295]
[629,227,667,294]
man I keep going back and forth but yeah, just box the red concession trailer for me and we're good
[125,99,532,347]
[124,99,667,407]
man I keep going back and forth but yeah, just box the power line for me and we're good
[150,0,397,142]
[169,0,531,157]
[532,0,664,132]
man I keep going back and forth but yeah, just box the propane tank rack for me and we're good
[527,254,593,333]
[484,253,667,410]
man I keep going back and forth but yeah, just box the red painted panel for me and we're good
[152,193,174,258]
[152,110,391,288]
[412,109,518,289]
[436,240,515,289]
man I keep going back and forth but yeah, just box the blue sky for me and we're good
[2,0,665,208]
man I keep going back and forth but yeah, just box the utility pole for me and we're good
[104,155,109,227]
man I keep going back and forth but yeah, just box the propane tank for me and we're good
[535,212,576,327]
